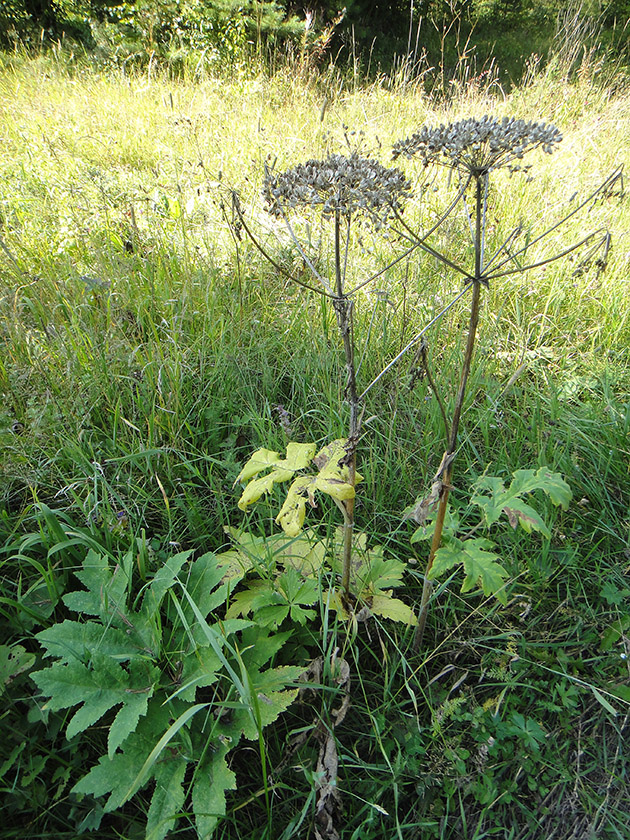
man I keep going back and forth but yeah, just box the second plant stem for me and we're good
[413,174,485,651]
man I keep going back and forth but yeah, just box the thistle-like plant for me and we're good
[392,115,619,649]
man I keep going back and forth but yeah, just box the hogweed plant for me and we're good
[392,116,620,650]
[28,119,621,840]
[233,119,620,643]
[233,151,421,614]
[232,148,496,617]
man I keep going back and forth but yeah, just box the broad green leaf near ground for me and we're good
[193,749,237,840]
[31,654,158,753]
[62,549,133,617]
[146,758,187,840]
[428,537,509,603]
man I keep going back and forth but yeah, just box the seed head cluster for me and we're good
[392,115,562,176]
[263,152,412,226]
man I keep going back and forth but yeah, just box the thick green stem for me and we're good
[413,176,485,652]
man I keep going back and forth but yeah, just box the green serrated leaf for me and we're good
[409,506,460,543]
[502,500,550,536]
[108,660,156,757]
[66,550,133,619]
[290,604,316,624]
[278,569,319,607]
[32,654,158,744]
[429,537,508,603]
[193,749,237,840]
[178,647,221,703]
[600,616,630,651]
[146,758,187,840]
[472,467,571,532]
[225,581,269,620]
[331,531,407,596]
[123,703,209,804]
[239,626,294,671]
[241,663,303,735]
[255,604,291,627]
[601,579,630,607]
[62,551,111,616]
[143,550,194,612]
[508,468,572,509]
[72,699,173,811]
[471,477,508,526]
[35,619,143,664]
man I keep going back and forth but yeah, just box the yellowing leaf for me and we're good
[276,476,314,537]
[324,587,351,619]
[234,448,283,485]
[314,474,356,501]
[235,442,317,486]
[281,441,318,469]
[237,468,293,510]
[312,439,345,471]
[236,439,364,536]
[270,530,326,577]
[370,593,417,625]
[236,443,319,513]
[314,439,363,487]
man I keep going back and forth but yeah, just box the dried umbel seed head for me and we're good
[392,115,562,176]
[263,152,412,227]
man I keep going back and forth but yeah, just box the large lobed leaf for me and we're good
[472,467,571,535]
[31,654,159,755]
[428,536,509,603]
[327,529,417,624]
[35,544,303,840]
[235,439,363,536]
[275,440,363,536]
[235,442,317,510]
[62,549,133,618]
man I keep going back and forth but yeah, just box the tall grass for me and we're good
[1,43,629,839]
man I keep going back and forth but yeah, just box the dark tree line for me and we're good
[1,0,628,72]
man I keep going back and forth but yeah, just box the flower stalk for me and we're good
[259,152,412,601]
[413,176,484,651]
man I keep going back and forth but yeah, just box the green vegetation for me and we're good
[1,18,629,840]
[2,0,629,82]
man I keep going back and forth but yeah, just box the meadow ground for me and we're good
[0,48,629,839]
